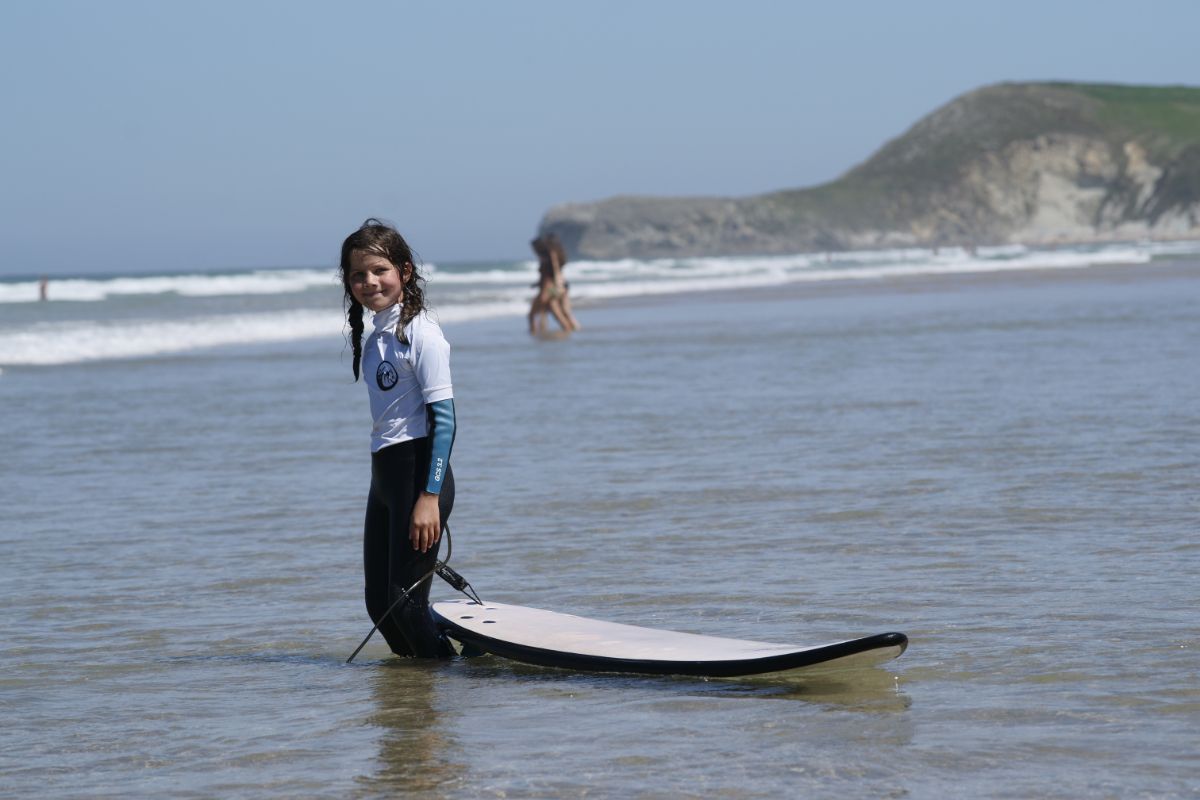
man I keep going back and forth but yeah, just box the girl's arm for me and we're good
[423,399,455,494]
[408,320,455,552]
[410,401,455,553]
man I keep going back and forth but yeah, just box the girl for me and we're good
[340,219,456,658]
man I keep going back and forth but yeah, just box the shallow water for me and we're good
[2,260,1198,798]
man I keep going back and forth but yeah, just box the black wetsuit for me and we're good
[363,436,455,658]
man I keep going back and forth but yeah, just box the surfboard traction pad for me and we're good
[431,599,907,678]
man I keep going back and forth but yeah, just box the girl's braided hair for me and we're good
[339,218,426,381]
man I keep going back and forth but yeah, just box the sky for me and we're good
[1,1,1198,276]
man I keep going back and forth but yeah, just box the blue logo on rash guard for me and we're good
[376,361,399,391]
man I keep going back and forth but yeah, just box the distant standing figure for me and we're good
[545,233,580,332]
[38,276,48,302]
[528,235,577,335]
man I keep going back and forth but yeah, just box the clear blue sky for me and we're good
[1,1,1197,275]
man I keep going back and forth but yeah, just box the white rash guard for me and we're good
[361,304,453,453]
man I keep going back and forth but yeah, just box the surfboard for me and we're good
[431,599,907,678]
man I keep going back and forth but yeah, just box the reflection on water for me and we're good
[415,655,919,797]
[446,657,912,719]
[453,655,911,712]
[721,667,914,713]
[355,661,462,798]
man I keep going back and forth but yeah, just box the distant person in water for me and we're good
[38,276,48,302]
[527,234,579,335]
[545,233,580,332]
[339,218,457,658]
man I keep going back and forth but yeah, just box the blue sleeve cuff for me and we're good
[425,399,456,494]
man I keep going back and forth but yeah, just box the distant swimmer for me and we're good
[338,218,458,659]
[38,276,48,301]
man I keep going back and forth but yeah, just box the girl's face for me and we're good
[347,249,410,313]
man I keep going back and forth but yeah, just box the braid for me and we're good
[396,269,426,345]
[347,300,365,381]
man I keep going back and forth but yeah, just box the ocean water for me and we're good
[1,244,1198,798]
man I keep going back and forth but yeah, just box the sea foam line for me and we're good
[0,269,343,304]
[0,241,1189,367]
[6,239,1197,305]
[0,302,532,367]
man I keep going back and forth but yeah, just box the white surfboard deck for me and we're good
[431,599,907,678]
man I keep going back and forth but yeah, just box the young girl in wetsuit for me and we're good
[339,219,456,658]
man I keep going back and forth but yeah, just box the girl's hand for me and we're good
[410,492,442,553]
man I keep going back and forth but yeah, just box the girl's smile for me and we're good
[348,250,410,312]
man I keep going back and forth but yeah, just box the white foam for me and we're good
[0,280,44,304]
[1,240,1193,367]
[0,269,339,304]
[562,244,1155,302]
[426,264,541,285]
[0,303,534,367]
[0,310,339,366]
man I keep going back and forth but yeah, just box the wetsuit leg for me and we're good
[363,443,415,656]
[391,454,455,658]
[365,439,456,658]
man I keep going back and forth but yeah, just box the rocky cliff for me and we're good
[539,82,1200,259]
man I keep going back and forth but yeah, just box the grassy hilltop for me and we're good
[541,82,1200,258]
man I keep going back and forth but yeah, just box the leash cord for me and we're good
[345,522,482,664]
